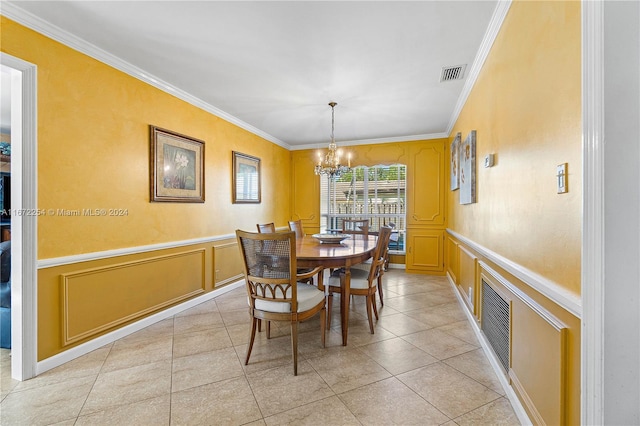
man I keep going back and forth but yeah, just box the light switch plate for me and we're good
[557,163,568,193]
[484,154,494,168]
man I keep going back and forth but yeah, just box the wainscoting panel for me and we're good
[446,236,459,284]
[458,245,477,314]
[407,144,445,226]
[61,249,206,346]
[290,151,320,231]
[445,230,579,425]
[405,229,443,273]
[214,241,244,287]
[480,263,568,425]
[510,291,567,425]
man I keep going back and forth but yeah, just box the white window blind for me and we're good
[320,164,406,253]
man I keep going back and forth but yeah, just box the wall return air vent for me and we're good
[440,64,467,82]
[481,279,510,374]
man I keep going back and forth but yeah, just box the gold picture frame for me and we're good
[150,125,205,203]
[232,151,261,204]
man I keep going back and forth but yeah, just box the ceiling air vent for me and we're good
[440,64,467,82]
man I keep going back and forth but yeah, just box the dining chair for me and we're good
[288,220,305,238]
[256,222,276,233]
[342,219,369,236]
[287,219,319,285]
[256,221,280,333]
[326,225,392,334]
[383,222,397,273]
[236,229,326,375]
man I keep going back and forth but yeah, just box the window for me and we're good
[320,164,406,253]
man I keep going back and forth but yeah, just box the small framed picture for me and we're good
[150,125,205,203]
[459,130,476,204]
[450,132,461,191]
[232,151,261,204]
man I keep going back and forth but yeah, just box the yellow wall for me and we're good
[3,8,583,420]
[447,2,582,424]
[291,139,447,257]
[1,17,292,259]
[448,1,582,295]
[1,17,291,359]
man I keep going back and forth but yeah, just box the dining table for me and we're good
[295,234,378,346]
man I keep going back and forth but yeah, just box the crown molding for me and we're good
[291,132,449,151]
[445,0,512,136]
[2,1,509,151]
[1,2,290,151]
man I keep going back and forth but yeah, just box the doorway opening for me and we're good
[0,54,38,381]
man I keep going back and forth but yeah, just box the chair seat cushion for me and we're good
[328,268,371,290]
[255,282,325,313]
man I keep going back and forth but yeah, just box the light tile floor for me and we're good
[0,270,520,425]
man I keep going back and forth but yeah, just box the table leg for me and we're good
[340,267,351,346]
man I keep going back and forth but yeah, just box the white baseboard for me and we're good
[35,279,244,376]
[386,262,405,270]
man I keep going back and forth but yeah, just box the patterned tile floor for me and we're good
[0,270,520,425]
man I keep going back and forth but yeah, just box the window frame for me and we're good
[320,164,406,254]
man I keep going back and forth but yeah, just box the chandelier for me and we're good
[314,102,351,179]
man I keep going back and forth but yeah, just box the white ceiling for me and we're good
[2,1,502,149]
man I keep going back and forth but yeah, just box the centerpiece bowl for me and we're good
[312,233,351,244]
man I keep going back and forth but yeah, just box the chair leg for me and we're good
[291,322,299,376]
[365,295,375,334]
[266,320,271,339]
[371,291,379,320]
[258,319,262,332]
[326,293,333,329]
[320,307,326,348]
[378,277,384,307]
[245,317,258,365]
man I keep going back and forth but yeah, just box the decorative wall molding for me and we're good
[0,2,289,151]
[581,1,605,424]
[509,371,545,425]
[37,279,244,376]
[446,229,581,318]
[480,261,567,331]
[445,0,512,135]
[61,249,206,345]
[37,233,236,269]
[1,3,452,151]
[290,132,449,151]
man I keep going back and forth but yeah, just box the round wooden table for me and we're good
[296,234,377,346]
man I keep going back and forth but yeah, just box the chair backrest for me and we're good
[367,226,392,283]
[256,222,276,233]
[342,219,369,236]
[236,230,298,312]
[288,220,305,238]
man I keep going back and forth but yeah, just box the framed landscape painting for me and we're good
[150,125,205,203]
[450,132,461,191]
[459,130,476,204]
